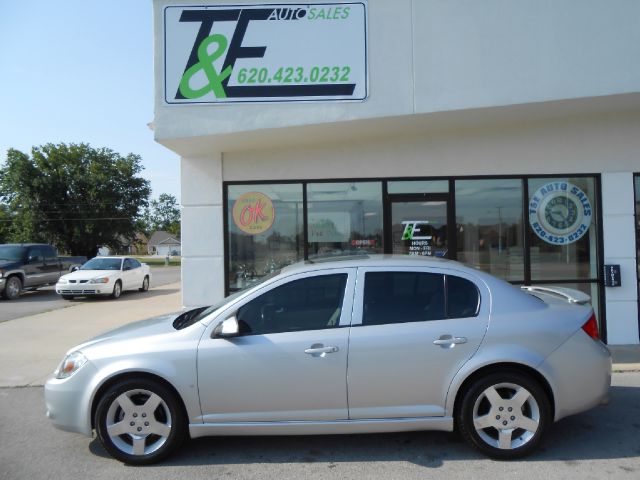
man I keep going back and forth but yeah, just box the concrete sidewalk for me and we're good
[0,282,182,387]
[0,282,638,387]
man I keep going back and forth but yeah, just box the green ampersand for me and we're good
[179,34,233,99]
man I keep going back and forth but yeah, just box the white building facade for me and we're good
[153,0,640,345]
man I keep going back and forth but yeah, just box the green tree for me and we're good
[142,193,181,236]
[0,143,151,257]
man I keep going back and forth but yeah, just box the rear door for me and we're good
[346,267,489,419]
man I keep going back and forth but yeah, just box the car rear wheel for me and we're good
[111,280,122,299]
[457,371,551,459]
[2,276,22,300]
[139,276,149,292]
[94,378,187,465]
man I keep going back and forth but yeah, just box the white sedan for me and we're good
[56,256,151,300]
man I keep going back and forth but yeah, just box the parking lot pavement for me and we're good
[0,266,181,323]
[1,372,639,479]
[0,282,182,387]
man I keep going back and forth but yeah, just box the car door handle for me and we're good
[433,335,467,347]
[304,345,339,355]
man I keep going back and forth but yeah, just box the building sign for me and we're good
[529,182,592,245]
[164,3,368,104]
[232,192,275,234]
[401,221,433,256]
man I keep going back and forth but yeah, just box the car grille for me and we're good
[59,289,98,294]
[68,280,89,284]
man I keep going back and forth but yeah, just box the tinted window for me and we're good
[28,247,43,263]
[130,259,142,268]
[236,274,347,335]
[447,275,480,318]
[43,246,57,260]
[362,272,445,326]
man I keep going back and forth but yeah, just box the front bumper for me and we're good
[44,362,99,437]
[56,282,113,296]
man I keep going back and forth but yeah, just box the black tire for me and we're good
[61,295,75,300]
[456,371,551,459]
[94,378,187,465]
[139,276,149,292]
[111,280,122,299]
[2,276,22,300]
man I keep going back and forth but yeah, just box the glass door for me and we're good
[389,195,450,258]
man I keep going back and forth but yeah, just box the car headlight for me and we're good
[89,277,110,284]
[55,351,88,379]
[57,277,68,284]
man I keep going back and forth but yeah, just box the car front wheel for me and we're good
[110,280,122,299]
[94,378,187,465]
[2,276,22,300]
[457,371,551,459]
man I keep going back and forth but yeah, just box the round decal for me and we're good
[232,192,275,235]
[529,182,592,245]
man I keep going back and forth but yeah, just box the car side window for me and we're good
[43,246,57,261]
[123,259,134,270]
[236,274,348,335]
[130,259,142,269]
[447,275,480,318]
[28,247,44,263]
[362,272,445,326]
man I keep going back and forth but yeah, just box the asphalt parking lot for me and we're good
[0,266,180,323]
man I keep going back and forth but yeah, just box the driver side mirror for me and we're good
[212,316,240,339]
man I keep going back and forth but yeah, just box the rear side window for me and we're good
[236,274,348,335]
[43,246,57,260]
[362,272,480,326]
[363,272,445,325]
[447,275,480,318]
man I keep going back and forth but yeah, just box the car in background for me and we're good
[0,243,86,300]
[45,255,610,464]
[55,256,151,300]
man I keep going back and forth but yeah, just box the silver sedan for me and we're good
[45,256,611,464]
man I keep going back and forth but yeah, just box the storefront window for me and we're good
[455,179,524,281]
[307,182,383,258]
[227,184,303,291]
[528,177,598,281]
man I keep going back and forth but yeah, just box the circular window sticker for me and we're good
[529,182,592,245]
[232,192,275,235]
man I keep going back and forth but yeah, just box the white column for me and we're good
[601,172,639,345]
[180,154,225,308]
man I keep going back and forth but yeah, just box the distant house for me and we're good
[99,233,149,256]
[148,231,181,256]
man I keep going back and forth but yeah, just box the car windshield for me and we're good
[173,270,281,330]
[80,258,122,271]
[0,246,27,261]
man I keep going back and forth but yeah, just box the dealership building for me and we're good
[152,0,640,345]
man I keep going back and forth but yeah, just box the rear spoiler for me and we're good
[520,285,591,305]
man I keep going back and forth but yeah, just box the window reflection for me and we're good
[528,178,597,280]
[227,184,303,292]
[455,179,524,281]
[307,182,383,258]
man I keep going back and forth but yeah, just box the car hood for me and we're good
[0,260,21,271]
[70,312,182,354]
[59,269,120,281]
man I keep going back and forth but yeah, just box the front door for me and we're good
[197,270,355,423]
[390,195,450,258]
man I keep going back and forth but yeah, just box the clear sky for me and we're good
[0,0,180,201]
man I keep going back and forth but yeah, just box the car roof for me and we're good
[280,254,477,275]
